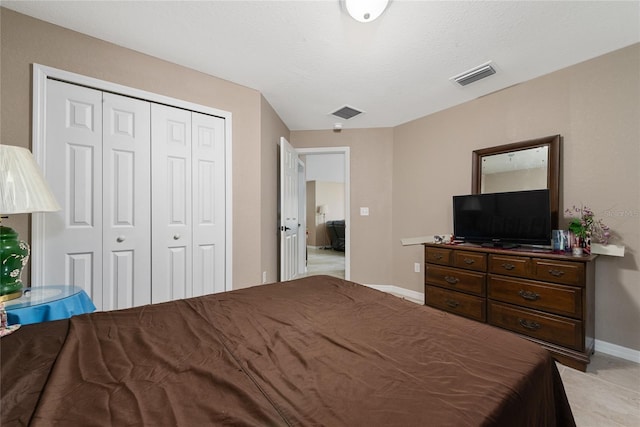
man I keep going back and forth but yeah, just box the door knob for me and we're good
[173,234,181,240]
[116,236,125,242]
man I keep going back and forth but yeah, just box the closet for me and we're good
[40,79,226,311]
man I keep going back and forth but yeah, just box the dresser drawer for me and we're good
[532,259,585,286]
[453,251,487,272]
[489,255,530,277]
[425,247,452,266]
[426,286,486,322]
[488,301,583,351]
[425,265,486,296]
[488,275,583,318]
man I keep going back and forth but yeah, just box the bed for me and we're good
[1,275,575,426]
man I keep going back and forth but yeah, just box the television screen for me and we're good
[453,189,551,247]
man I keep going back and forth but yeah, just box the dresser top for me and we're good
[424,242,597,262]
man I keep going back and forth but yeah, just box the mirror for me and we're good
[472,135,561,229]
[478,146,548,193]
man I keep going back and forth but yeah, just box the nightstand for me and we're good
[4,285,96,325]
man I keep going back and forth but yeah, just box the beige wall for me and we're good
[290,129,394,285]
[392,43,640,352]
[315,181,346,222]
[0,8,266,289]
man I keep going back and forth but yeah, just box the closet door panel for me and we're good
[111,251,134,308]
[103,93,151,310]
[169,247,188,300]
[67,253,94,291]
[152,104,193,303]
[169,157,189,224]
[44,80,103,307]
[194,245,215,297]
[192,112,226,295]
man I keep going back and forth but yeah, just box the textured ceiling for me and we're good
[3,0,639,131]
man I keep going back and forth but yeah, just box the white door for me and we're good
[102,92,151,310]
[279,137,300,281]
[43,80,104,304]
[297,159,307,275]
[191,112,226,295]
[151,104,193,303]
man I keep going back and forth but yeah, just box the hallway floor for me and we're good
[301,247,345,279]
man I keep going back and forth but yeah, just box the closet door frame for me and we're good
[31,63,233,292]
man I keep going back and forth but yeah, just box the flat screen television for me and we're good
[453,189,551,248]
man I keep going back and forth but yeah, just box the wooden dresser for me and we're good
[424,243,596,371]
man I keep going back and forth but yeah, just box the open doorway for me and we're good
[297,148,350,280]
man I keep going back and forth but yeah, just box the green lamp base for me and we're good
[0,225,30,301]
[0,290,23,302]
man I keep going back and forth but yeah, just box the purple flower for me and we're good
[565,203,612,245]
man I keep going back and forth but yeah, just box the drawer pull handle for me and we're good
[518,290,540,301]
[548,269,565,277]
[445,299,459,309]
[518,318,541,331]
[433,254,443,260]
[463,258,475,265]
[501,263,516,270]
[444,276,460,285]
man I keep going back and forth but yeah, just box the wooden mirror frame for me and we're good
[472,135,561,229]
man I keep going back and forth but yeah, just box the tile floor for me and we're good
[302,246,345,279]
[559,353,640,426]
[302,248,640,426]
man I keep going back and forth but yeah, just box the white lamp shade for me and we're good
[0,144,61,214]
[345,0,390,23]
[317,204,329,215]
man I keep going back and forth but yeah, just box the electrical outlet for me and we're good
[262,271,267,284]
[414,262,421,273]
[360,207,369,216]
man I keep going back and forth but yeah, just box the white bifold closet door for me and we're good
[44,79,151,310]
[102,92,152,310]
[151,105,192,303]
[42,79,225,311]
[151,105,226,303]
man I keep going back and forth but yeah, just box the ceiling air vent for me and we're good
[331,105,363,120]
[451,62,496,86]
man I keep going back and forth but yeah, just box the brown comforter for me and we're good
[1,276,575,426]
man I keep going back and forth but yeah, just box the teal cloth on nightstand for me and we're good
[4,285,96,325]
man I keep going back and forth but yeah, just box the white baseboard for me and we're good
[364,284,639,365]
[595,339,640,364]
[364,284,424,304]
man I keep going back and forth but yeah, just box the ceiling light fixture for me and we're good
[344,0,390,23]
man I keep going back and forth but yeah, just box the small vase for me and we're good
[582,234,591,254]
[569,233,585,256]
